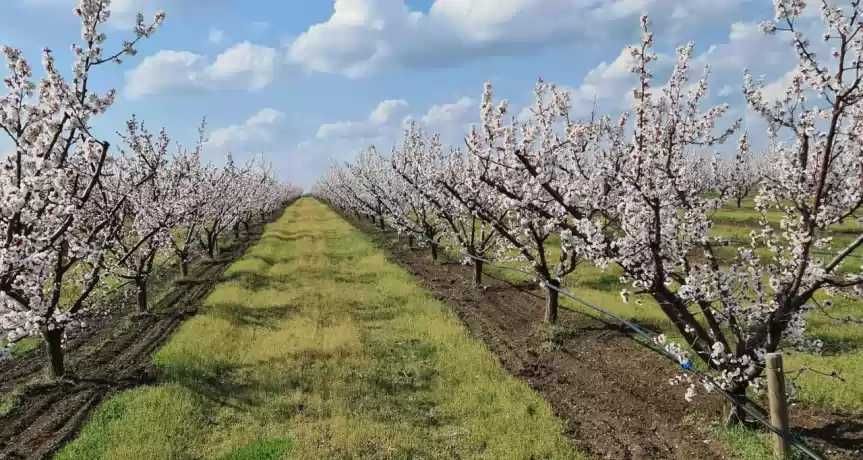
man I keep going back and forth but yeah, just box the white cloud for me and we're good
[124,50,205,98]
[566,48,641,117]
[124,42,279,98]
[558,16,802,121]
[208,27,226,44]
[759,68,801,102]
[420,97,472,127]
[295,95,474,186]
[205,42,277,90]
[208,108,285,152]
[315,95,474,145]
[369,99,410,125]
[288,0,754,78]
[317,99,409,140]
[417,96,475,144]
[694,22,793,78]
[315,121,382,141]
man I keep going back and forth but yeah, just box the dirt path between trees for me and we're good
[0,218,276,460]
[363,224,863,460]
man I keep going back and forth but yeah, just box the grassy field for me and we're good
[58,198,580,460]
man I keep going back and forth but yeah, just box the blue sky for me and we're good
[1,0,810,188]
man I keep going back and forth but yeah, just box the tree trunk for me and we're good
[544,279,560,323]
[41,326,65,379]
[430,243,438,261]
[736,196,743,208]
[725,386,748,426]
[136,277,149,313]
[206,232,219,258]
[178,257,189,277]
[408,235,414,249]
[473,259,483,287]
[233,223,240,239]
[204,232,214,258]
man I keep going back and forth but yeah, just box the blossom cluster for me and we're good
[0,1,300,372]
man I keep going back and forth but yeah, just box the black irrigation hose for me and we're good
[461,252,825,459]
[387,225,826,460]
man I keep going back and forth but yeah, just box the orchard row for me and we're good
[315,1,863,421]
[0,1,300,377]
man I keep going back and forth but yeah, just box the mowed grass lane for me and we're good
[58,198,579,460]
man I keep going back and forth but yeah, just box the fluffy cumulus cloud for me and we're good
[206,42,277,89]
[556,13,806,124]
[288,0,754,78]
[315,96,474,145]
[208,107,285,151]
[316,99,409,140]
[693,21,794,83]
[565,47,652,117]
[124,42,279,98]
[286,95,476,186]
[203,107,294,179]
[417,96,475,143]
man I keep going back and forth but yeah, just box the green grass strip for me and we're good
[58,198,580,460]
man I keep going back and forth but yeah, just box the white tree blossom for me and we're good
[0,0,164,377]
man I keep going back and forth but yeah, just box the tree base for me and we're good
[41,327,65,380]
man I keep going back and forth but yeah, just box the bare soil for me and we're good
[363,223,863,460]
[0,217,276,460]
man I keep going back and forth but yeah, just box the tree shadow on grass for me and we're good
[209,303,297,330]
[220,270,275,290]
[799,418,863,451]
[237,253,282,266]
[815,334,863,354]
[355,338,456,429]
[162,362,257,412]
[331,272,378,285]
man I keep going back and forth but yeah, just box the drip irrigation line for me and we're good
[383,226,825,460]
[461,251,824,460]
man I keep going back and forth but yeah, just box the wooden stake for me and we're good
[766,352,790,459]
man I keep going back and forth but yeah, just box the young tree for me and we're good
[104,119,193,313]
[348,146,407,232]
[428,145,501,287]
[198,156,246,259]
[390,124,448,260]
[0,0,164,378]
[320,158,391,226]
[168,128,208,277]
[485,16,752,416]
[466,82,582,323]
[715,133,763,208]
